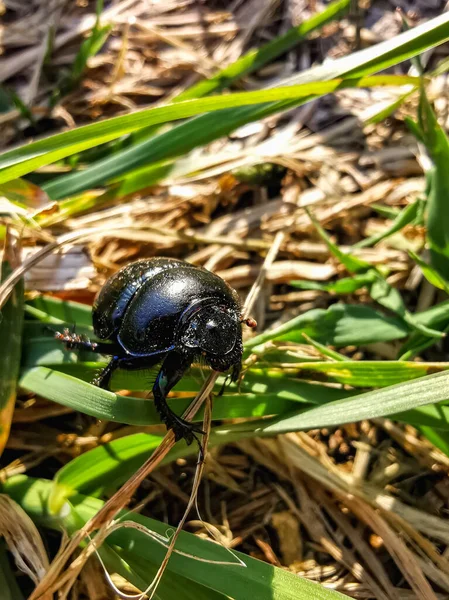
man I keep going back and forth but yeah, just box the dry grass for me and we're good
[2,0,449,599]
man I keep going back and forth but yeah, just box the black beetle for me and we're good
[55,257,256,445]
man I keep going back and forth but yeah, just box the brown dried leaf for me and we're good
[0,494,50,590]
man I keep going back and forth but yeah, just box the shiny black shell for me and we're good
[92,258,241,356]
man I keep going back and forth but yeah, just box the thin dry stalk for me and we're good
[27,373,217,600]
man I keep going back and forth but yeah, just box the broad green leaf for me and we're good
[4,476,348,600]
[245,304,410,350]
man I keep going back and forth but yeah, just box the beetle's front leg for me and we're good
[152,350,205,446]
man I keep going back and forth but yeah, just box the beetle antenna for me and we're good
[241,316,257,328]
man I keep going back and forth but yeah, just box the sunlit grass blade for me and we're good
[406,84,449,276]
[18,365,349,423]
[175,0,351,102]
[256,360,449,388]
[129,0,351,144]
[42,12,449,199]
[409,250,449,293]
[291,273,376,294]
[0,230,24,456]
[246,370,449,435]
[0,76,417,188]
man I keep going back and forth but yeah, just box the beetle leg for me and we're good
[54,328,122,355]
[93,356,120,389]
[93,354,162,390]
[217,373,231,396]
[152,351,205,446]
[231,361,241,383]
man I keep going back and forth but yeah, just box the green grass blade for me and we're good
[247,370,449,435]
[408,85,449,275]
[0,232,24,455]
[0,543,25,600]
[175,0,351,102]
[353,199,422,249]
[0,75,415,187]
[121,0,350,147]
[290,273,376,294]
[418,427,449,455]
[4,476,348,600]
[261,360,449,388]
[42,12,449,199]
[409,250,449,293]
[18,366,348,423]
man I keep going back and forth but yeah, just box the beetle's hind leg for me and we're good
[152,351,205,447]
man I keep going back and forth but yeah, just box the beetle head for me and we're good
[180,305,240,360]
